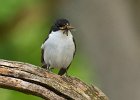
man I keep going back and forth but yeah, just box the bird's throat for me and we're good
[63,30,69,36]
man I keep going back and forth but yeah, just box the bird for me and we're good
[41,19,76,75]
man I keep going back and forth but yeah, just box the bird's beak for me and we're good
[60,25,74,30]
[66,25,74,30]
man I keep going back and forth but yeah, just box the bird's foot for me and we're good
[64,72,70,77]
[42,64,52,72]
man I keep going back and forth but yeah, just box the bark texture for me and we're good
[0,59,108,100]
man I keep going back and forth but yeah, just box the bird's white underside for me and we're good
[41,30,75,69]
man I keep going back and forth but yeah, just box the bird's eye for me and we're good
[60,24,65,27]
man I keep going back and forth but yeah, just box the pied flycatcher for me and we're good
[41,19,76,75]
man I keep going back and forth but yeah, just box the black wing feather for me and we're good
[41,48,44,64]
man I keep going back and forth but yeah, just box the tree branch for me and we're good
[0,59,108,100]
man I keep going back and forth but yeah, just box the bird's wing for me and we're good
[73,37,76,57]
[41,25,53,64]
[41,44,45,64]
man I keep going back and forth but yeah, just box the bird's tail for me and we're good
[58,68,67,75]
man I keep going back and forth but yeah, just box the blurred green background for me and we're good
[1,0,139,100]
[0,0,94,100]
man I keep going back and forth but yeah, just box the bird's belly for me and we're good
[44,39,74,68]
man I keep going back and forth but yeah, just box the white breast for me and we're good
[41,30,75,68]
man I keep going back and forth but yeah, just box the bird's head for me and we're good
[54,19,74,35]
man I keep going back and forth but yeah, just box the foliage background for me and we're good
[0,1,94,100]
[1,0,140,100]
